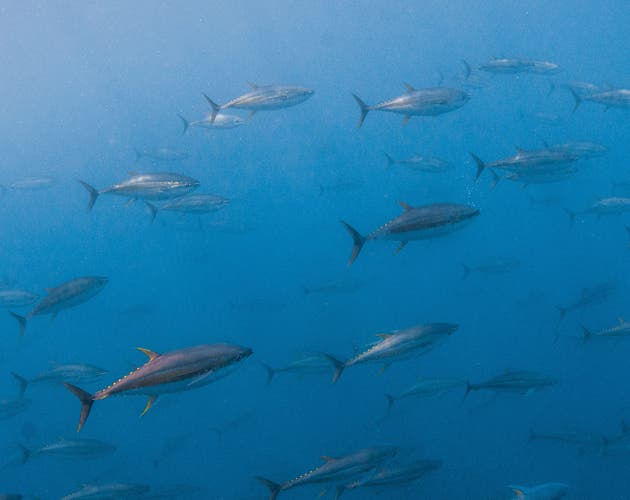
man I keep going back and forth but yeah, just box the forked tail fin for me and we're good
[63,383,94,433]
[569,88,582,113]
[78,181,99,211]
[262,364,275,385]
[384,153,395,168]
[340,221,366,266]
[202,94,221,124]
[9,312,26,336]
[256,476,282,500]
[469,153,486,181]
[16,444,31,465]
[322,353,345,383]
[177,114,190,135]
[11,372,28,398]
[144,202,158,223]
[351,93,370,128]
[385,393,395,416]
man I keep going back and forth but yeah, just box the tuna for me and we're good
[478,58,561,75]
[10,276,108,335]
[384,153,453,172]
[203,84,314,123]
[256,446,398,500]
[134,148,189,162]
[17,437,116,463]
[145,194,229,222]
[302,277,366,296]
[385,377,466,414]
[59,483,150,500]
[0,289,39,308]
[0,399,31,420]
[79,172,200,211]
[465,370,556,397]
[508,483,569,500]
[324,323,458,383]
[556,283,615,319]
[571,88,630,111]
[64,343,252,432]
[529,428,606,452]
[262,354,332,384]
[341,201,479,265]
[352,84,469,127]
[582,317,630,342]
[470,148,578,181]
[11,362,107,396]
[2,176,56,192]
[178,110,244,133]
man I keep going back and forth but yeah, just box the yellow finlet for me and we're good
[140,395,157,417]
[511,488,525,499]
[136,347,160,360]
[318,488,328,497]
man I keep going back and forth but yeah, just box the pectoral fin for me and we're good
[140,395,157,417]
[125,198,137,208]
[394,241,408,254]
[247,111,257,121]
[402,115,411,125]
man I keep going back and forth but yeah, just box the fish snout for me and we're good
[239,347,254,360]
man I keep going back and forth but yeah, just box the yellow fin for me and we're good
[511,488,525,499]
[140,395,157,417]
[318,487,328,497]
[136,347,160,360]
[397,201,413,211]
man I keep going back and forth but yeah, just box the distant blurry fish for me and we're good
[262,354,332,384]
[0,398,31,420]
[517,110,562,124]
[341,201,479,265]
[385,377,465,414]
[1,176,56,192]
[302,277,365,296]
[0,494,22,500]
[59,483,150,500]
[471,148,577,181]
[504,166,579,186]
[177,111,244,134]
[529,428,606,451]
[478,58,561,75]
[571,87,630,111]
[324,323,458,383]
[134,147,189,162]
[10,276,108,335]
[64,343,252,432]
[550,81,600,97]
[461,258,520,278]
[384,152,453,172]
[556,283,615,319]
[145,194,229,222]
[336,458,442,499]
[79,172,200,210]
[547,141,608,159]
[352,84,470,127]
[0,289,38,308]
[508,483,568,500]
[18,437,116,464]
[569,198,630,222]
[204,83,314,123]
[465,370,556,397]
[256,446,398,500]
[582,317,630,342]
[12,363,107,396]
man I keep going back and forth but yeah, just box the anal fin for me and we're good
[140,395,157,417]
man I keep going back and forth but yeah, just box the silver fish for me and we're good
[582,317,630,341]
[508,483,569,500]
[262,354,332,384]
[325,323,458,383]
[556,283,615,319]
[504,166,578,186]
[79,172,200,210]
[0,289,39,308]
[64,343,252,432]
[10,276,108,335]
[465,370,556,397]
[479,58,561,75]
[471,148,578,181]
[178,111,244,133]
[257,446,398,500]
[134,148,189,162]
[18,437,116,463]
[385,377,465,413]
[572,88,630,111]
[145,194,229,222]
[352,83,469,127]
[204,83,314,122]
[60,483,150,500]
[529,428,605,451]
[0,398,31,420]
[12,363,108,396]
[342,201,479,265]
[384,153,453,172]
[3,176,56,191]
[547,141,608,159]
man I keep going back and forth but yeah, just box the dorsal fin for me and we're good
[376,333,392,339]
[136,347,159,360]
[247,82,258,90]
[320,455,335,462]
[398,201,413,211]
[403,82,415,92]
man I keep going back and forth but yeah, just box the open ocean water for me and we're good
[0,1,629,499]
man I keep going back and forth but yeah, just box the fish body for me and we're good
[557,283,615,319]
[547,141,608,159]
[0,289,39,308]
[479,58,561,75]
[135,148,189,162]
[385,153,452,172]
[578,89,630,110]
[471,148,577,180]
[583,317,630,341]
[257,446,397,500]
[21,438,116,462]
[529,429,605,450]
[353,84,469,127]
[64,343,252,431]
[509,483,569,500]
[587,197,630,215]
[13,363,107,395]
[7,176,56,191]
[386,378,465,413]
[0,495,22,500]
[179,112,244,133]
[326,323,458,382]
[342,201,479,265]
[466,370,556,396]
[146,194,229,221]
[263,354,332,384]
[338,459,441,497]
[0,399,31,420]
[505,167,578,185]
[60,483,150,500]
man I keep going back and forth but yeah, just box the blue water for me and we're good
[1,2,629,499]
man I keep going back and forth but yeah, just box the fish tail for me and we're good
[255,476,282,500]
[262,363,275,385]
[564,208,576,229]
[144,202,158,223]
[9,312,26,336]
[63,383,94,433]
[461,59,471,80]
[351,93,370,128]
[334,485,346,500]
[78,180,99,211]
[134,147,142,163]
[547,81,556,96]
[556,305,567,320]
[322,353,345,383]
[11,372,28,398]
[463,381,473,400]
[385,393,395,416]
[16,443,31,465]
[489,168,500,189]
[581,324,592,342]
[384,153,395,168]
[461,264,471,280]
[569,87,582,113]
[202,93,221,124]
[469,152,486,181]
[177,113,190,135]
[528,427,537,440]
[340,220,366,266]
